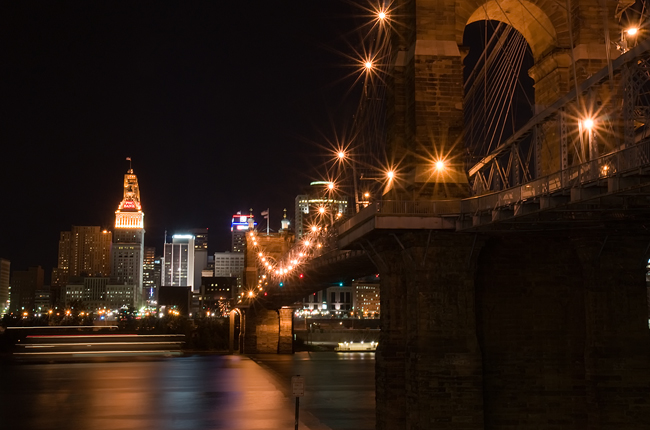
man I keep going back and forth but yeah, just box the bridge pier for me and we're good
[240,305,294,354]
[375,231,485,429]
[373,228,650,430]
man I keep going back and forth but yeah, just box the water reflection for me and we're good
[0,356,302,430]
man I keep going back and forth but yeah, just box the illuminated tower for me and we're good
[231,210,256,252]
[111,162,145,306]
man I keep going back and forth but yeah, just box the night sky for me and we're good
[1,1,363,277]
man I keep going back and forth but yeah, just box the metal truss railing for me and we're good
[468,37,650,196]
[338,137,650,233]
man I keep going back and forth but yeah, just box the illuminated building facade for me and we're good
[190,228,209,290]
[0,258,10,315]
[64,277,137,310]
[142,246,160,304]
[231,212,256,252]
[52,227,112,292]
[213,251,244,296]
[190,228,208,250]
[300,281,380,318]
[294,183,350,239]
[162,234,196,290]
[199,276,237,315]
[111,166,145,306]
[34,287,50,313]
[302,286,352,314]
[353,280,380,317]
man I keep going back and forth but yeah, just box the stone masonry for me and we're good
[241,305,294,354]
[376,3,650,428]
[386,0,628,195]
[374,228,650,429]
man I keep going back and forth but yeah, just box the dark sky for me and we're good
[1,1,363,276]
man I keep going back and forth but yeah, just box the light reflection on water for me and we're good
[0,353,375,430]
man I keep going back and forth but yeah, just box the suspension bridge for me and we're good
[237,1,650,429]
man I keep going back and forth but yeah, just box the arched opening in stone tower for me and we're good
[463,19,535,192]
[459,0,560,193]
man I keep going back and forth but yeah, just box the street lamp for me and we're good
[581,118,597,160]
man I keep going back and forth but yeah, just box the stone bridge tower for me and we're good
[387,0,637,198]
[369,1,650,429]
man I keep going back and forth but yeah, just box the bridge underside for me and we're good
[371,225,650,429]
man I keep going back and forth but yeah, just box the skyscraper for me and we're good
[142,246,160,304]
[190,228,208,250]
[111,164,145,306]
[190,228,209,290]
[231,211,255,252]
[162,234,195,290]
[52,227,112,285]
[0,258,10,315]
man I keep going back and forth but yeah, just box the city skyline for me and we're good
[1,1,362,275]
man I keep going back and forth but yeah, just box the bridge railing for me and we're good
[377,200,461,215]
[338,138,650,239]
[465,137,650,213]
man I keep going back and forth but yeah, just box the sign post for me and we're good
[291,375,304,430]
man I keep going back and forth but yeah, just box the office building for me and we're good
[51,226,112,303]
[231,211,256,252]
[295,182,350,239]
[111,165,145,306]
[162,234,195,290]
[9,266,44,313]
[190,228,208,250]
[214,251,245,296]
[64,276,136,310]
[353,280,380,317]
[142,246,160,305]
[200,276,237,316]
[300,280,380,318]
[0,258,10,315]
[302,285,352,314]
[34,286,51,313]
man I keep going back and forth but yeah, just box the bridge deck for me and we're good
[339,138,650,247]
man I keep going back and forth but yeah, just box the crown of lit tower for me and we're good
[115,158,144,229]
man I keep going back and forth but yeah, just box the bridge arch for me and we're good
[462,0,560,60]
[386,0,626,195]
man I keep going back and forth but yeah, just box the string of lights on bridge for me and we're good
[237,4,401,300]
